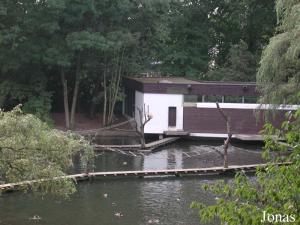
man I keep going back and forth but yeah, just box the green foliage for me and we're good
[191,109,300,224]
[0,80,52,123]
[159,0,214,77]
[66,31,106,51]
[204,0,276,81]
[0,0,279,121]
[210,0,276,65]
[257,0,300,104]
[192,2,299,223]
[0,106,93,198]
[158,0,276,79]
[22,93,52,124]
[206,41,257,81]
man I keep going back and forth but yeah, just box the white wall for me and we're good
[135,91,183,134]
[196,102,300,110]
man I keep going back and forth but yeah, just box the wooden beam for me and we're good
[0,162,292,192]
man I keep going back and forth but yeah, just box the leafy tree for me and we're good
[44,0,171,127]
[0,0,56,122]
[210,0,276,67]
[202,0,276,81]
[159,0,216,77]
[158,0,276,79]
[257,0,300,104]
[85,0,171,125]
[0,106,93,197]
[0,80,52,123]
[54,0,106,129]
[206,41,257,81]
[125,0,171,74]
[192,1,300,223]
[191,108,300,225]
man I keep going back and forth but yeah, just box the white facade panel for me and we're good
[135,91,183,134]
[189,133,228,138]
[196,102,300,110]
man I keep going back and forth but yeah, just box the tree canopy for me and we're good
[0,0,278,127]
[257,0,300,104]
[0,106,93,197]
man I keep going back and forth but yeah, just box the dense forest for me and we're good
[0,0,279,128]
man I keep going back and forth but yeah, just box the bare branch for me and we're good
[135,105,153,149]
[216,102,232,168]
[216,102,232,138]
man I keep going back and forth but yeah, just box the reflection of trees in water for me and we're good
[92,143,265,171]
[143,151,168,170]
[183,145,264,167]
[167,150,182,169]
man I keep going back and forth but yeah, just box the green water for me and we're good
[0,139,263,225]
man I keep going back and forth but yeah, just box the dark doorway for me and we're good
[168,107,177,127]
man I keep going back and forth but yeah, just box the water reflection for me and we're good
[0,139,264,225]
[143,151,168,170]
[90,139,265,173]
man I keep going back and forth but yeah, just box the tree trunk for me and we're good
[138,115,146,149]
[70,57,81,130]
[106,47,125,125]
[60,69,70,130]
[223,138,229,168]
[135,105,152,149]
[140,129,146,149]
[102,64,107,127]
[216,103,231,168]
[108,57,122,124]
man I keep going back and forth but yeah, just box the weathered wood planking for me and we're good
[0,162,291,192]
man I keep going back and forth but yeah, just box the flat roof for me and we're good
[127,76,256,86]
[123,76,259,96]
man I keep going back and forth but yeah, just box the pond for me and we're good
[0,139,264,225]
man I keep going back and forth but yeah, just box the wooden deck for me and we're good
[164,130,189,136]
[0,162,291,192]
[93,137,180,151]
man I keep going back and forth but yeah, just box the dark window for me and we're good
[184,95,198,102]
[184,95,205,102]
[168,107,176,127]
[244,96,258,103]
[206,95,223,103]
[224,96,242,103]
